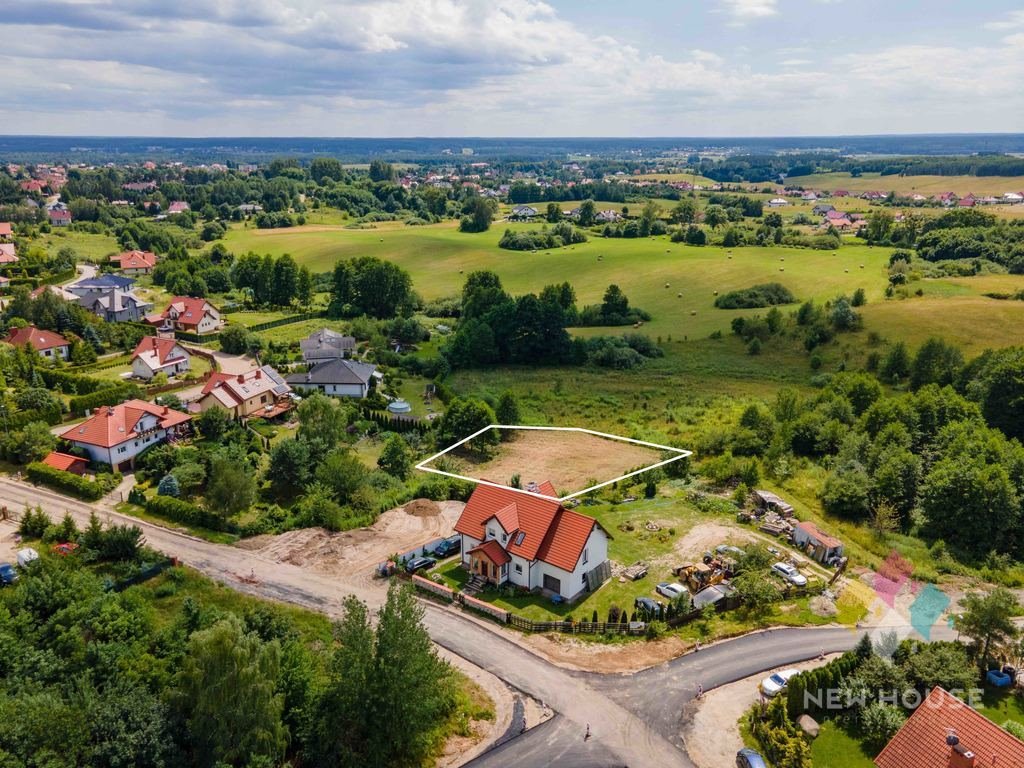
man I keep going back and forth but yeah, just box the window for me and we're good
[487,528,496,540]
[582,547,589,565]
[515,532,526,546]
[501,563,507,577]
[514,563,522,574]
[501,533,507,544]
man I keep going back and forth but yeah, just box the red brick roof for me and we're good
[112,250,158,270]
[61,399,191,448]
[455,482,608,572]
[467,538,511,566]
[5,325,68,351]
[875,687,1024,768]
[132,335,186,366]
[156,296,217,328]
[0,222,12,237]
[41,451,88,472]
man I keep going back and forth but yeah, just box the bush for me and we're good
[144,494,237,532]
[25,462,120,501]
[18,506,52,539]
[68,382,142,417]
[714,283,796,309]
[498,223,587,251]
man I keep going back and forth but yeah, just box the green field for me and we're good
[785,171,1024,197]
[39,229,121,261]
[224,221,895,340]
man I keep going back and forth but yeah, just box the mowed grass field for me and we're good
[224,221,895,340]
[785,171,1024,197]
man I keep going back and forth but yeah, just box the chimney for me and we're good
[255,369,261,379]
[237,374,245,383]
[949,743,976,768]
[107,406,115,416]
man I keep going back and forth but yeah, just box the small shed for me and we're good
[753,489,794,517]
[41,451,88,476]
[793,521,844,563]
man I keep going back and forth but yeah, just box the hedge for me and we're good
[69,382,142,417]
[38,368,118,396]
[143,494,238,533]
[26,462,121,501]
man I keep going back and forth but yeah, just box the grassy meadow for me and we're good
[784,171,1024,197]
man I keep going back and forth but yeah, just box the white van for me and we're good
[16,548,39,568]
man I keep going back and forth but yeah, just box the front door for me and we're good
[543,574,561,594]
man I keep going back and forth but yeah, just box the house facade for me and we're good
[60,400,191,470]
[285,358,376,398]
[196,365,292,420]
[454,482,611,601]
[793,521,844,563]
[5,325,71,360]
[131,336,191,380]
[77,287,152,322]
[148,297,223,335]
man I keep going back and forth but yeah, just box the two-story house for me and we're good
[454,481,611,601]
[147,297,223,335]
[60,400,191,471]
[131,336,191,380]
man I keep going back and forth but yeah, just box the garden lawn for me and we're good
[809,721,877,768]
[977,687,1024,729]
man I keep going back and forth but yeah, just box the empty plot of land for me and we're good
[444,428,667,496]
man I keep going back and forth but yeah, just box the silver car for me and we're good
[771,562,807,586]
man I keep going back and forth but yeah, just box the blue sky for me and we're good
[1,0,1022,136]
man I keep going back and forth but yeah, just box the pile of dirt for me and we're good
[404,499,440,518]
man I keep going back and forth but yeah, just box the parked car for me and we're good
[52,542,80,557]
[634,596,663,619]
[405,556,437,574]
[656,582,687,600]
[16,548,39,568]
[0,563,18,586]
[433,536,461,558]
[759,668,800,697]
[771,561,807,587]
[737,747,768,768]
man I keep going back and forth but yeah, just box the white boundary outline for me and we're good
[415,425,692,502]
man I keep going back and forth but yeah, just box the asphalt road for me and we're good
[0,476,960,768]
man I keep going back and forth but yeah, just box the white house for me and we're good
[453,481,611,601]
[5,325,71,360]
[60,399,191,471]
[147,297,223,335]
[285,358,376,398]
[131,336,191,380]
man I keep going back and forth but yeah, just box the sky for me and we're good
[1,0,1022,137]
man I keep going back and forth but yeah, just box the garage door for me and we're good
[543,574,561,594]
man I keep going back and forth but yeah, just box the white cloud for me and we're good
[0,0,1021,136]
[985,9,1024,30]
[717,0,779,22]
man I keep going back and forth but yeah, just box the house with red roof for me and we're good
[196,365,293,420]
[48,208,72,227]
[111,249,158,275]
[875,687,1024,768]
[5,325,71,360]
[454,482,611,600]
[167,201,190,215]
[0,222,12,239]
[59,399,191,470]
[147,296,223,335]
[0,243,17,264]
[131,336,191,380]
[41,451,88,476]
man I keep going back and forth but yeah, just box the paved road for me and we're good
[0,476,960,768]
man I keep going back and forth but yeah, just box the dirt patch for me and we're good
[682,657,837,768]
[405,498,440,518]
[519,632,691,673]
[0,521,22,564]
[237,500,464,581]
[437,429,664,496]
